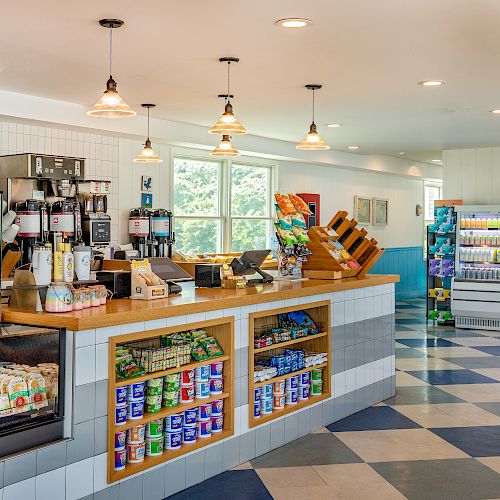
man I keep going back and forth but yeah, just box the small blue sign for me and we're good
[141,193,153,209]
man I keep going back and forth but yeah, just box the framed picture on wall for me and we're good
[141,193,153,209]
[141,175,153,192]
[354,196,372,224]
[372,197,389,225]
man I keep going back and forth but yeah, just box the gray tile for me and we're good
[344,324,356,347]
[475,402,500,417]
[239,346,249,378]
[355,343,365,368]
[222,436,240,470]
[355,386,366,412]
[332,325,345,350]
[383,375,393,400]
[67,419,95,464]
[365,340,375,363]
[365,383,378,407]
[383,334,393,358]
[270,419,284,450]
[36,441,67,475]
[310,403,323,432]
[95,379,108,417]
[322,399,334,426]
[239,430,256,463]
[185,449,205,488]
[345,391,356,417]
[373,317,385,338]
[334,395,347,421]
[395,347,428,358]
[251,433,363,468]
[164,457,186,497]
[0,461,4,488]
[365,319,375,340]
[298,408,311,437]
[239,375,249,406]
[204,442,223,479]
[374,379,384,404]
[234,348,242,379]
[234,377,242,407]
[354,321,365,345]
[256,424,271,456]
[80,495,94,500]
[143,465,165,500]
[442,357,500,369]
[329,327,335,352]
[4,450,36,486]
[372,458,500,500]
[333,348,345,374]
[74,382,96,424]
[385,385,465,406]
[345,345,356,370]
[119,474,143,500]
[95,485,119,500]
[374,336,384,361]
[284,413,299,443]
[95,416,108,455]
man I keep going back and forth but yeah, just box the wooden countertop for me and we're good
[1,274,399,331]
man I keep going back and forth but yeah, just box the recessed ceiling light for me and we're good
[327,123,342,128]
[275,18,312,28]
[348,145,360,150]
[431,159,442,163]
[418,80,445,87]
[399,152,406,155]
[490,109,500,114]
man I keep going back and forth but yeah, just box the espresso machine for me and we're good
[81,193,111,247]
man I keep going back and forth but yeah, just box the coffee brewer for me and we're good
[81,193,111,247]
[14,199,48,265]
[128,208,150,258]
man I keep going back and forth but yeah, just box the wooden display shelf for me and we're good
[253,332,328,354]
[114,355,230,387]
[112,392,231,432]
[108,317,234,483]
[248,300,331,428]
[111,429,233,482]
[253,362,328,389]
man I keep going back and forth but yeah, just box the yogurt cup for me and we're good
[311,368,323,382]
[115,386,127,406]
[182,426,197,444]
[127,399,144,420]
[164,373,180,392]
[211,399,223,416]
[165,431,182,450]
[261,398,273,415]
[260,384,273,400]
[197,419,212,438]
[127,424,145,444]
[126,442,145,463]
[145,395,162,413]
[183,407,198,427]
[198,403,212,421]
[211,415,223,433]
[162,391,179,408]
[209,378,223,395]
[285,389,298,405]
[146,418,164,438]
[285,376,299,390]
[298,385,310,400]
[115,430,127,450]
[146,437,164,457]
[115,449,127,471]
[273,380,285,395]
[273,394,285,410]
[210,361,223,379]
[181,369,194,386]
[311,381,323,396]
[180,385,194,403]
[194,365,210,382]
[165,414,183,432]
[253,399,261,419]
[146,377,163,396]
[115,404,127,426]
[194,381,210,399]
[299,372,310,386]
[254,388,261,402]
[127,382,145,401]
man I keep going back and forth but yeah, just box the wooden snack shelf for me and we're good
[107,317,234,483]
[248,300,331,428]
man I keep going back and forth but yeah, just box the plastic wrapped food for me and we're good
[190,340,209,361]
[291,212,307,229]
[202,337,224,358]
[277,211,293,230]
[276,223,298,246]
[274,193,296,215]
[292,226,311,243]
[288,194,312,215]
[115,349,145,379]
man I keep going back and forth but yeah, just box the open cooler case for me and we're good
[452,205,500,331]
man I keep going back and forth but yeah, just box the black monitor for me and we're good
[230,250,273,284]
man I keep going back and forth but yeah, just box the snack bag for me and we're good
[190,340,209,361]
[202,337,224,358]
[288,194,312,215]
[274,193,296,215]
[115,349,145,379]
[292,226,311,243]
[277,211,293,230]
[291,212,307,229]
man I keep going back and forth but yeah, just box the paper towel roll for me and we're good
[2,210,16,229]
[3,224,19,243]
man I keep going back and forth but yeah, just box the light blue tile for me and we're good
[119,474,143,500]
[298,408,311,437]
[205,442,223,479]
[95,379,108,417]
[165,457,186,497]
[322,399,334,427]
[67,420,95,464]
[36,441,66,475]
[310,404,323,432]
[284,413,299,443]
[4,451,36,486]
[74,382,95,423]
[185,450,205,488]
[222,437,240,471]
[255,425,271,456]
[270,419,284,450]
[143,464,165,500]
[239,430,256,463]
[95,485,119,500]
[345,345,356,370]
[95,416,108,455]
[333,348,345,374]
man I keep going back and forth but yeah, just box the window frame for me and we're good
[170,149,277,254]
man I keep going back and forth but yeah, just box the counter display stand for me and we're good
[107,318,234,483]
[248,300,331,428]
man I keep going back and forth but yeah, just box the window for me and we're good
[173,156,275,254]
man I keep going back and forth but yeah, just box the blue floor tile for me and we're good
[396,318,428,324]
[396,338,458,348]
[407,369,499,385]
[165,470,273,500]
[326,406,421,432]
[395,325,419,332]
[429,426,500,457]
[471,346,500,356]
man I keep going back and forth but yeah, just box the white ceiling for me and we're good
[2,0,500,162]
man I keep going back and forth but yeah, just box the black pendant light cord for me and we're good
[227,61,231,103]
[109,27,113,77]
[147,107,150,140]
[312,88,315,124]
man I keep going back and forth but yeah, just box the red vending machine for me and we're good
[297,193,320,228]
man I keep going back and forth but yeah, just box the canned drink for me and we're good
[254,399,261,419]
[285,376,299,390]
[115,404,127,426]
[146,377,163,396]
[210,378,223,394]
[210,361,224,378]
[165,431,182,450]
[126,442,145,463]
[127,382,145,401]
[261,398,273,414]
[115,430,126,450]
[194,381,210,399]
[311,368,323,382]
[182,426,197,444]
[260,384,273,399]
[273,380,285,395]
[311,381,323,396]
[197,420,212,438]
[127,424,145,444]
[273,394,285,410]
[114,449,127,471]
[146,437,164,456]
[211,399,224,416]
[198,403,212,421]
[162,391,179,408]
[285,389,298,405]
[146,418,164,438]
[298,385,310,400]
[163,373,180,392]
[194,365,210,382]
[254,388,261,402]
[145,395,162,413]
[299,372,310,386]
[183,408,198,427]
[115,386,127,406]
[211,415,223,433]
[165,414,183,432]
[180,385,194,403]
[181,369,195,386]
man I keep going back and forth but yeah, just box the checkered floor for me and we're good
[167,299,500,499]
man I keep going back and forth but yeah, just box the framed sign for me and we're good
[141,175,153,192]
[372,198,389,225]
[354,196,371,225]
[141,193,153,209]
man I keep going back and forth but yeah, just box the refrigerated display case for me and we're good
[452,205,500,331]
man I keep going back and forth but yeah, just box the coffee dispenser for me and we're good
[128,208,150,257]
[14,199,48,265]
[49,199,82,244]
[151,209,174,258]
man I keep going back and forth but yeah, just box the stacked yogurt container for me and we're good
[310,367,323,396]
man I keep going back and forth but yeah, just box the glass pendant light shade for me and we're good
[133,138,162,163]
[87,77,136,118]
[209,101,247,135]
[210,135,240,156]
[296,122,330,150]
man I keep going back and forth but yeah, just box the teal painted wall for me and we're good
[370,246,426,300]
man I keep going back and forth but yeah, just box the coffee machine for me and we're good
[151,209,174,258]
[81,193,111,247]
[14,199,48,265]
[128,208,150,258]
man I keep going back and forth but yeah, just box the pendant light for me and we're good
[133,104,162,163]
[87,19,136,118]
[296,84,330,150]
[210,135,240,157]
[209,57,247,135]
